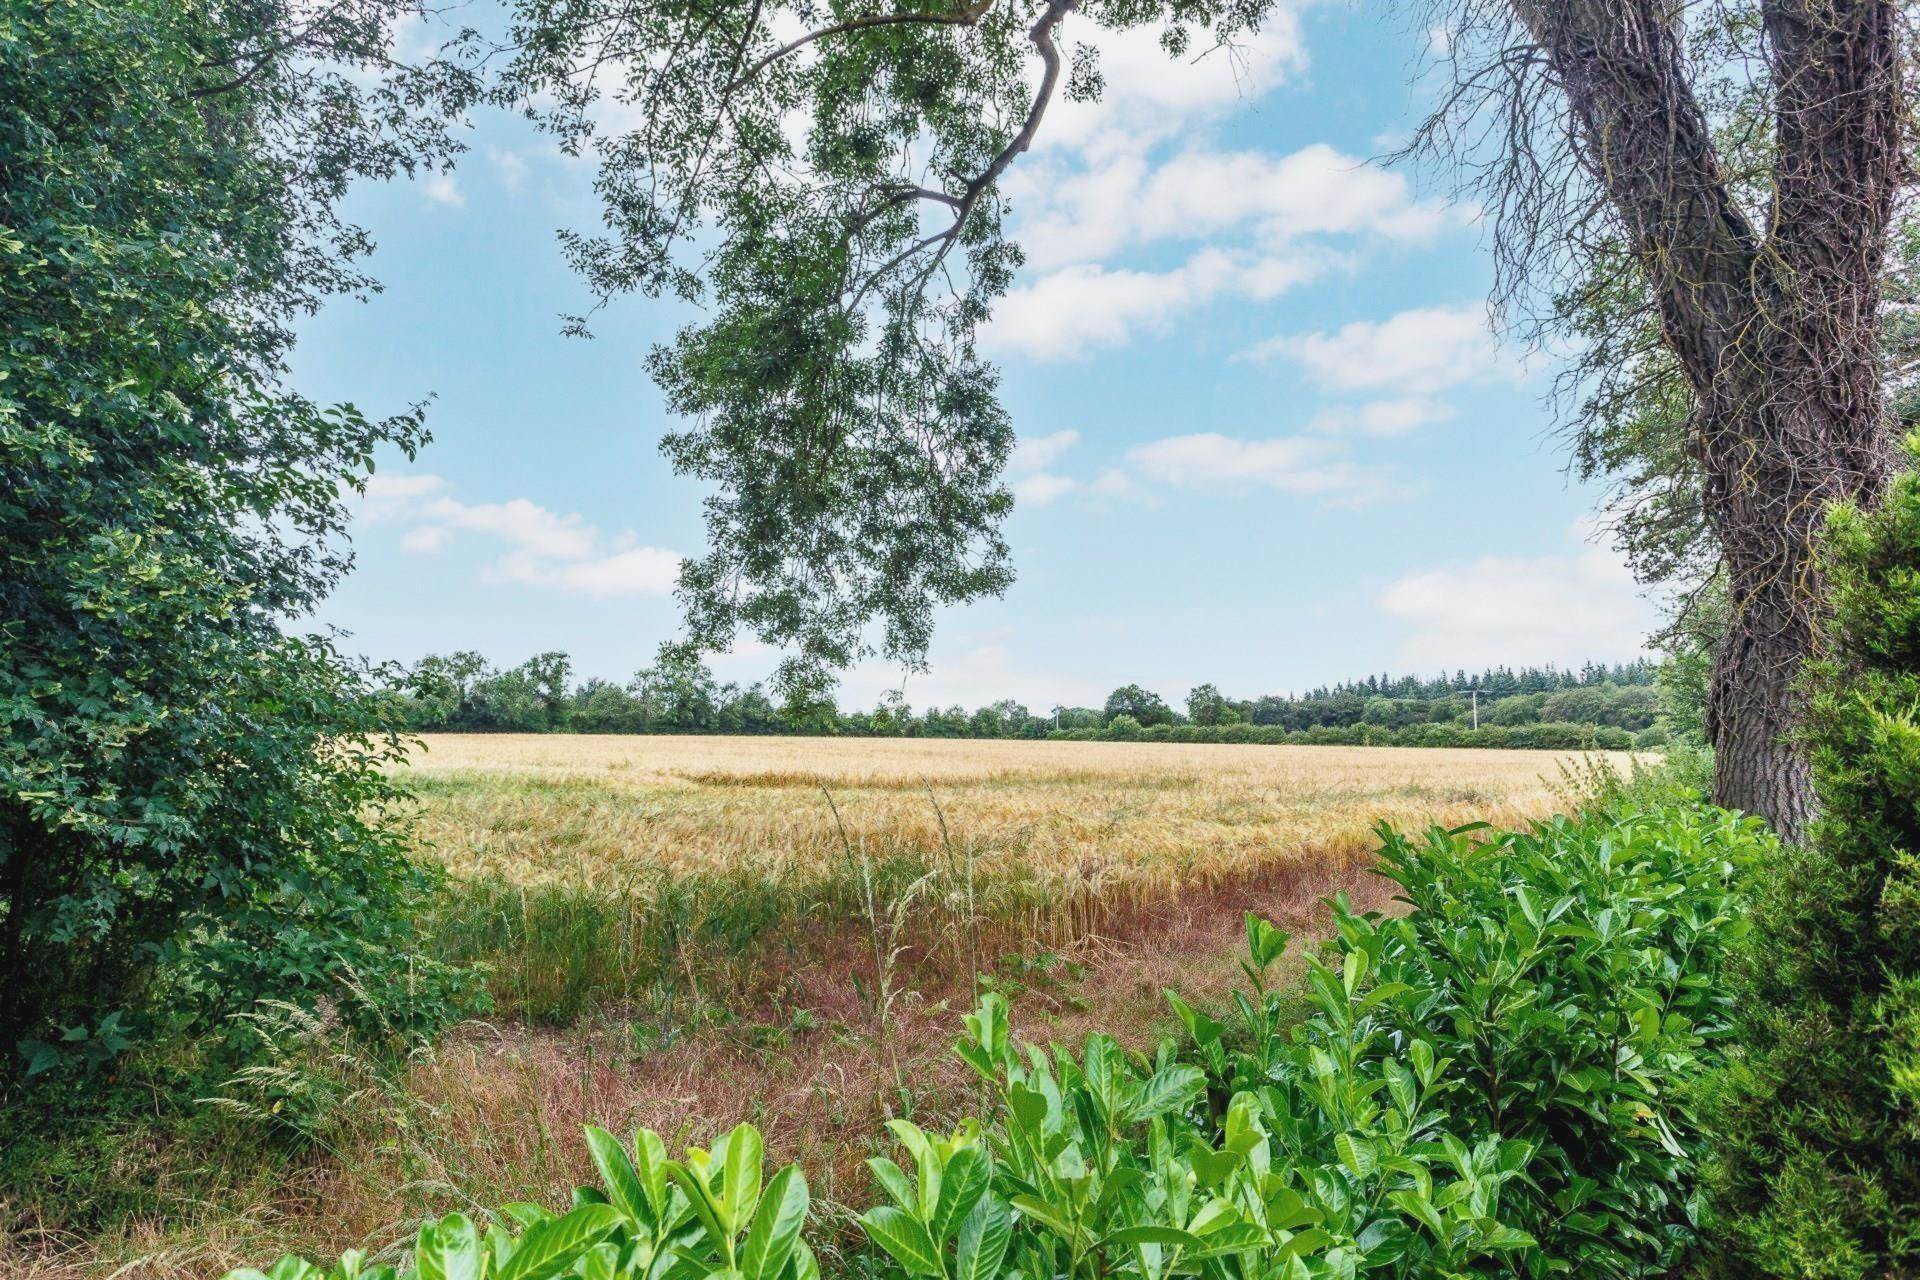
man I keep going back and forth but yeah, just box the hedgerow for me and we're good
[227,801,1766,1280]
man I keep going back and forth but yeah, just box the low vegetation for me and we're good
[228,798,1770,1280]
[0,738,1598,1275]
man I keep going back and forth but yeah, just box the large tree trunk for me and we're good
[1512,0,1900,838]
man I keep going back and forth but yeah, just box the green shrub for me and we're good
[234,802,1759,1280]
[1,0,481,1082]
[1702,440,1920,1276]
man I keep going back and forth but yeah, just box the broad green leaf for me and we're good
[741,1165,810,1280]
[1105,1226,1204,1250]
[1009,1194,1075,1240]
[1334,1133,1377,1182]
[1386,1190,1446,1242]
[416,1213,483,1280]
[929,1146,988,1242]
[866,1157,916,1214]
[1124,1066,1205,1125]
[954,1196,1012,1280]
[668,1161,731,1250]
[496,1204,621,1280]
[721,1123,765,1232]
[584,1125,652,1230]
[859,1206,943,1277]
[1245,915,1290,969]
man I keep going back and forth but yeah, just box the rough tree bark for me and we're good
[1509,0,1900,842]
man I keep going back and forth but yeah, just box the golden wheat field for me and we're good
[404,734,1627,910]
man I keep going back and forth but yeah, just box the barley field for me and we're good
[404,734,1627,1014]
[406,733,1615,891]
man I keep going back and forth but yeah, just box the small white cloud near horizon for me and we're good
[356,472,681,599]
[1008,429,1081,506]
[1377,522,1657,669]
[1013,142,1459,273]
[1033,13,1310,159]
[1014,473,1078,507]
[1011,428,1081,473]
[838,641,1107,712]
[1247,302,1515,396]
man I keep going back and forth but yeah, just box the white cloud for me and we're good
[487,146,531,193]
[1014,143,1456,272]
[1121,432,1390,503]
[356,473,681,598]
[1013,473,1077,507]
[1377,524,1658,669]
[1249,302,1513,395]
[988,249,1329,360]
[1035,14,1310,158]
[400,525,453,554]
[1307,397,1457,438]
[1011,429,1080,473]
[1087,467,1157,505]
[528,546,682,598]
[420,171,465,207]
[422,495,595,560]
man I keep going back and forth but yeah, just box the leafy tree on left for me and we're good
[0,0,485,1081]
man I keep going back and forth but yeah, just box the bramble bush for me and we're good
[232,799,1765,1280]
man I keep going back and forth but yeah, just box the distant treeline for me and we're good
[378,651,1670,749]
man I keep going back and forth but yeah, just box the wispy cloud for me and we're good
[1121,432,1395,506]
[1377,522,1657,668]
[988,249,1332,360]
[419,171,465,207]
[1244,302,1515,395]
[1012,143,1458,272]
[1307,397,1458,438]
[487,146,531,193]
[356,474,681,598]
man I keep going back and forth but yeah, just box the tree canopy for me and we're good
[0,0,482,1077]
[494,0,1268,699]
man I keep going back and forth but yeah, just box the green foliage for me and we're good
[0,0,482,1079]
[1702,436,1920,1276]
[386,653,1666,747]
[1101,685,1176,729]
[237,802,1761,1280]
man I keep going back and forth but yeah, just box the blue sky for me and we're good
[298,1,1661,712]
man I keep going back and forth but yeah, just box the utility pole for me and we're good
[1467,688,1485,731]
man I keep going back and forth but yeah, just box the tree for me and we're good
[1408,0,1906,839]
[574,679,646,733]
[407,651,493,729]
[1186,683,1233,727]
[495,0,1270,705]
[1,0,481,1075]
[1104,684,1174,728]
